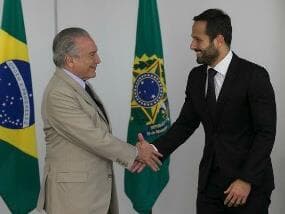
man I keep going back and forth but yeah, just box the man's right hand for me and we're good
[136,133,163,172]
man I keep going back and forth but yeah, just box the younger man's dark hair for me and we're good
[193,9,232,47]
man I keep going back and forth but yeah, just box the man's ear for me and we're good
[65,55,74,68]
[215,34,225,47]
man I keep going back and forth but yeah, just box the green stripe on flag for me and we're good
[125,0,171,213]
[0,140,40,214]
[1,0,26,43]
[135,0,163,57]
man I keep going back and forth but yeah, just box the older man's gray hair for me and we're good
[52,27,90,68]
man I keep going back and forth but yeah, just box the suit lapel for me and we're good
[195,66,214,124]
[198,66,208,109]
[215,54,240,123]
[86,83,110,125]
[55,69,110,125]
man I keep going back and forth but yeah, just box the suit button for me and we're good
[108,174,112,179]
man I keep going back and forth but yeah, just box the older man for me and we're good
[37,27,161,214]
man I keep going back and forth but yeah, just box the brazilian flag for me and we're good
[0,0,40,213]
[125,0,171,213]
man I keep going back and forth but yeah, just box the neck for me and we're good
[63,66,82,79]
[210,47,230,67]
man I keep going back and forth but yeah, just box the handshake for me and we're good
[130,133,163,173]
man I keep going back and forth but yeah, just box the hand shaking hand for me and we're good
[134,133,163,172]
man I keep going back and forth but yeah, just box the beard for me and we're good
[195,42,219,65]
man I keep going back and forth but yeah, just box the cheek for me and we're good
[87,58,95,65]
[200,45,209,52]
[195,42,206,50]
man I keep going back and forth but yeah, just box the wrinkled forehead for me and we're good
[74,36,98,52]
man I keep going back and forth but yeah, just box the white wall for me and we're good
[0,0,284,213]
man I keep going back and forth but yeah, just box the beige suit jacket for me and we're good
[37,68,137,214]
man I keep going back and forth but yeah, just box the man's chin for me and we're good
[196,57,204,64]
[86,73,96,80]
[91,70,96,78]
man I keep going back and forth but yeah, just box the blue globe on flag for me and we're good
[133,73,163,108]
[0,60,35,129]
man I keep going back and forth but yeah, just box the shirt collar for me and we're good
[208,50,233,76]
[63,68,86,89]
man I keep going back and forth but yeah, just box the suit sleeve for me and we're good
[45,89,137,169]
[239,67,276,186]
[153,71,201,159]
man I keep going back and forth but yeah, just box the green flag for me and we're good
[0,0,40,213]
[125,0,171,213]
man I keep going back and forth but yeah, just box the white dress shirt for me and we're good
[206,51,233,99]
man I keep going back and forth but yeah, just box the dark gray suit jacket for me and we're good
[153,53,276,194]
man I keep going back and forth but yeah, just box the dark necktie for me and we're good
[85,84,108,123]
[206,68,217,119]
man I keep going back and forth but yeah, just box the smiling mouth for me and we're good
[195,51,202,56]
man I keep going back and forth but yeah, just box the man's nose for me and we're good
[190,40,196,50]
[95,54,101,64]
